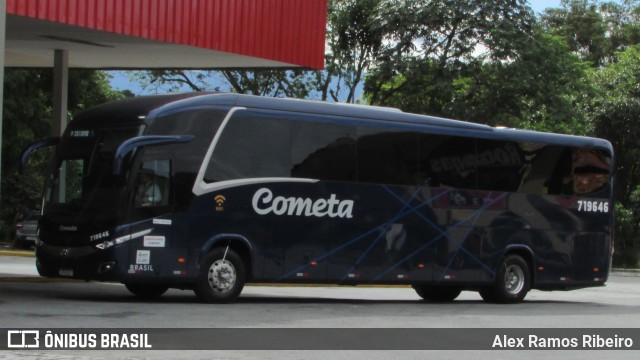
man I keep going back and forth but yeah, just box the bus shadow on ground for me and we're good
[56,290,596,307]
[5,280,610,308]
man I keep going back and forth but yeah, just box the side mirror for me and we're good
[113,135,195,176]
[20,137,60,174]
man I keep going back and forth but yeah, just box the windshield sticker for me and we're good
[152,218,172,225]
[143,236,166,248]
[59,225,78,232]
[69,130,95,138]
[135,250,150,265]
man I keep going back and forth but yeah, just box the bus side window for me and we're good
[475,139,524,192]
[291,121,356,182]
[419,134,477,189]
[134,160,170,208]
[517,144,562,194]
[544,148,573,195]
[524,147,611,196]
[571,148,611,195]
[205,115,291,182]
[357,128,418,186]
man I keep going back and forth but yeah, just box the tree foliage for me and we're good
[130,69,314,98]
[321,0,385,103]
[591,46,640,200]
[364,0,535,113]
[450,32,592,133]
[589,46,640,265]
[541,0,640,66]
[1,69,128,238]
[128,0,386,102]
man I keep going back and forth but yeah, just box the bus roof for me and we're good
[70,92,613,152]
[72,93,206,127]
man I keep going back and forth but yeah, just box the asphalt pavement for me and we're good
[2,244,639,360]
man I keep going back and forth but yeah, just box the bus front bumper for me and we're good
[35,243,126,281]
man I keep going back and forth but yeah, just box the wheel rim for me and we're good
[504,264,525,295]
[208,259,236,293]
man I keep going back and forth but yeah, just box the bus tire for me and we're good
[481,254,530,303]
[125,283,169,299]
[195,247,246,303]
[413,286,461,302]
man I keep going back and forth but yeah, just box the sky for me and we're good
[530,0,563,14]
[107,0,566,95]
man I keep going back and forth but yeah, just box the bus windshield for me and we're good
[44,126,142,224]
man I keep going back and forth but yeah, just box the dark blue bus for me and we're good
[22,93,614,303]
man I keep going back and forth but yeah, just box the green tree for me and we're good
[364,0,535,114]
[1,70,52,239]
[128,68,314,98]
[1,69,127,240]
[541,0,640,67]
[128,0,388,103]
[450,32,592,133]
[590,46,640,266]
[319,0,385,103]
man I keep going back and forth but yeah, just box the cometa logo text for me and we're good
[252,188,354,219]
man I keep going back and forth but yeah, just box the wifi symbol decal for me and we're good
[214,195,226,212]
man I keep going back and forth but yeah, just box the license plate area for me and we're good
[58,268,73,277]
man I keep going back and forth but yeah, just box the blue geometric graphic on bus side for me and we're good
[340,187,426,282]
[278,187,451,281]
[278,186,508,282]
[370,187,506,282]
[374,188,510,281]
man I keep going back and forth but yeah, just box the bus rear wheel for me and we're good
[480,254,530,303]
[125,283,169,299]
[195,247,246,303]
[413,286,462,302]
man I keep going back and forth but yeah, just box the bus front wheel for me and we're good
[125,283,169,299]
[413,286,462,302]
[195,247,246,303]
[480,254,530,303]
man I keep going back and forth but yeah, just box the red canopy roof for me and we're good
[6,0,327,69]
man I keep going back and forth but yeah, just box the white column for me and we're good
[0,0,6,210]
[52,49,69,202]
[52,49,69,137]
